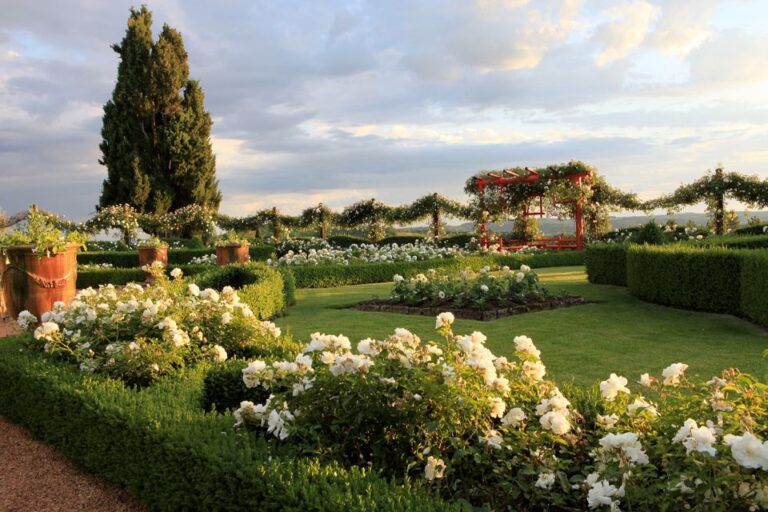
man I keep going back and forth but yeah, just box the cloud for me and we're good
[688,30,768,84]
[1,0,767,221]
[592,1,659,66]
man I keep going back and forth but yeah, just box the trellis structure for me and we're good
[473,166,592,250]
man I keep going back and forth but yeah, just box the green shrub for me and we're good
[630,221,666,245]
[277,268,296,306]
[195,263,286,319]
[626,245,742,314]
[78,245,275,268]
[76,264,211,288]
[734,224,768,236]
[377,235,425,245]
[201,359,252,412]
[0,337,457,511]
[585,244,628,286]
[326,235,368,248]
[694,233,768,249]
[740,250,768,325]
[162,237,206,249]
[437,233,475,248]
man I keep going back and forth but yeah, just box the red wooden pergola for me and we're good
[474,167,592,251]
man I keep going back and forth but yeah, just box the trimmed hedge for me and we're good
[326,235,368,248]
[734,224,768,236]
[78,245,276,268]
[289,251,585,288]
[76,264,211,289]
[377,235,425,245]
[693,233,768,249]
[626,245,742,315]
[585,244,628,286]
[740,251,768,325]
[201,359,256,413]
[0,338,459,511]
[195,263,286,319]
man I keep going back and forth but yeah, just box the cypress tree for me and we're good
[98,5,221,215]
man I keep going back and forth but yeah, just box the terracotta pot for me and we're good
[138,245,169,267]
[216,243,250,266]
[1,243,78,320]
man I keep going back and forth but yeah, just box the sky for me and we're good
[1,0,767,221]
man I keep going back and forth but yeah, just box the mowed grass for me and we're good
[275,266,768,387]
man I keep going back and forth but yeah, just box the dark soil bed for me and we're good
[352,295,589,321]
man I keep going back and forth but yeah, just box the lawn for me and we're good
[276,265,768,387]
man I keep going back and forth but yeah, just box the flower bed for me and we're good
[230,314,768,511]
[351,265,586,320]
[17,267,289,386]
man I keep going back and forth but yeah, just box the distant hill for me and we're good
[403,211,768,236]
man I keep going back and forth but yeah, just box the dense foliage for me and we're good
[99,6,221,215]
[0,207,87,258]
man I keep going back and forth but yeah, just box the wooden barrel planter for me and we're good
[216,243,250,266]
[1,243,78,320]
[138,244,169,282]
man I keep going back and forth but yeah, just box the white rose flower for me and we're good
[435,312,455,329]
[535,472,556,490]
[723,432,768,470]
[662,362,688,385]
[170,267,183,279]
[489,397,506,419]
[424,456,446,481]
[501,407,526,428]
[212,345,228,362]
[599,373,631,401]
[639,373,652,387]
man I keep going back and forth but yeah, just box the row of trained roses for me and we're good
[231,314,768,510]
[390,264,547,308]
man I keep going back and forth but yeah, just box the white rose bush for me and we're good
[271,241,464,267]
[390,264,549,308]
[233,314,768,510]
[16,266,291,386]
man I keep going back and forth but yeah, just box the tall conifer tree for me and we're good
[99,6,221,214]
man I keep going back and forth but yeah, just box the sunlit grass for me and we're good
[276,266,768,387]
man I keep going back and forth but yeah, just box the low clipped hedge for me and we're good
[78,245,276,268]
[326,235,368,248]
[377,235,425,245]
[289,251,584,288]
[693,233,768,249]
[585,244,628,286]
[626,245,742,315]
[201,359,255,413]
[195,263,286,319]
[740,251,768,325]
[0,338,458,511]
[76,264,211,289]
[733,224,768,236]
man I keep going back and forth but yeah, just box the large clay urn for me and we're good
[216,243,250,266]
[138,244,169,267]
[1,243,78,320]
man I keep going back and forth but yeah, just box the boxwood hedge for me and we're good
[194,263,287,319]
[0,337,459,511]
[740,250,768,325]
[626,244,742,315]
[585,244,628,286]
[78,245,276,268]
[287,251,584,288]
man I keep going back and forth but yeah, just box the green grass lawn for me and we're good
[276,266,768,387]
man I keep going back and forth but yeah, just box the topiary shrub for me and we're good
[585,244,628,286]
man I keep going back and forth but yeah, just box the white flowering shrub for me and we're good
[234,315,768,510]
[16,268,291,386]
[271,241,464,267]
[390,264,548,308]
[189,253,217,265]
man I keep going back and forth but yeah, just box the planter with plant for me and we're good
[0,206,87,319]
[137,237,169,267]
[216,231,251,265]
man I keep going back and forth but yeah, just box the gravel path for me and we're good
[0,318,145,511]
[0,417,145,512]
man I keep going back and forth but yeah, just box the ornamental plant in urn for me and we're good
[216,231,250,266]
[138,237,169,267]
[0,206,87,319]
